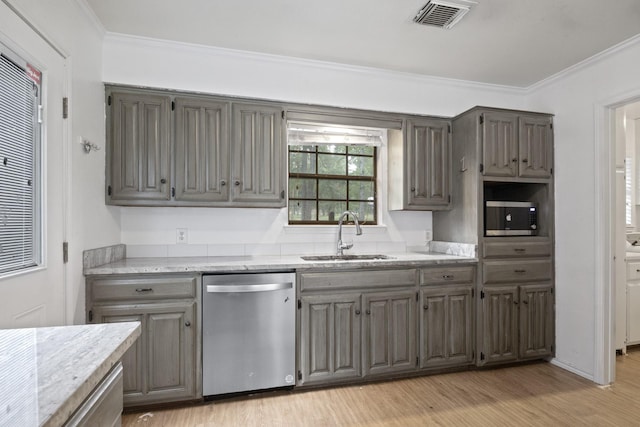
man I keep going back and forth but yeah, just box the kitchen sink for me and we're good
[301,254,395,261]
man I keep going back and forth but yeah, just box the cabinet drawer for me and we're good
[300,269,416,291]
[483,240,551,258]
[627,262,640,281]
[420,265,475,285]
[483,260,552,284]
[90,276,198,302]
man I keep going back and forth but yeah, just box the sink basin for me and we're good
[301,254,395,261]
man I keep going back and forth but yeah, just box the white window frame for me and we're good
[0,42,43,278]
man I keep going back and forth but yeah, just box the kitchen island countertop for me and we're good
[0,322,140,426]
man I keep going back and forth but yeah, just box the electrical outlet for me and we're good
[425,230,433,243]
[176,228,188,244]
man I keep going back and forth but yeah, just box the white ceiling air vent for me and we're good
[413,0,476,29]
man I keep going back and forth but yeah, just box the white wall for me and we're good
[526,36,640,381]
[3,0,120,324]
[103,34,529,257]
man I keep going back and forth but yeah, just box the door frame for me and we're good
[595,87,640,385]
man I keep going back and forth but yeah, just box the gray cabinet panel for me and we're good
[420,265,475,285]
[519,284,554,359]
[231,102,285,206]
[363,291,416,376]
[108,91,171,202]
[483,240,552,258]
[299,294,361,385]
[406,118,451,208]
[482,112,518,177]
[420,285,473,369]
[174,98,229,202]
[300,269,416,291]
[481,286,519,365]
[518,115,553,178]
[483,259,552,284]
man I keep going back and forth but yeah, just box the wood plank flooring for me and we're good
[122,347,640,426]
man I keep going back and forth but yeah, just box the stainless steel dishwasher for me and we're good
[202,272,296,396]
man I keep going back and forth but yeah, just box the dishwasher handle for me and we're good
[206,282,293,293]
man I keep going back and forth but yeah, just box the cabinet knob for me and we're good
[366,309,371,315]
[160,178,167,184]
[411,187,416,192]
[234,180,241,186]
[522,158,528,163]
[221,180,226,186]
[522,300,529,305]
[442,274,454,280]
[185,321,191,327]
[355,309,361,315]
[423,305,428,310]
[512,158,518,163]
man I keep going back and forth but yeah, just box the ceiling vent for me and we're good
[413,0,476,29]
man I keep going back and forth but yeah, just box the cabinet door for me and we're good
[420,285,473,369]
[231,102,285,206]
[519,284,554,359]
[174,97,229,202]
[518,115,553,178]
[481,286,519,365]
[91,302,197,406]
[108,91,171,202]
[299,294,361,385]
[406,118,451,208]
[482,112,518,177]
[363,291,416,376]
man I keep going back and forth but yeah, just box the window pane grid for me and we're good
[288,144,376,224]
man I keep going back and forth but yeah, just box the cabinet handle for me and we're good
[234,180,241,186]
[514,269,526,274]
[160,178,166,184]
[522,158,528,163]
[423,305,428,310]
[185,321,191,327]
[522,300,529,305]
[355,309,361,315]
[442,274,454,280]
[366,309,371,315]
[221,180,226,186]
[512,158,518,163]
[135,288,153,293]
[514,248,526,253]
[514,301,519,305]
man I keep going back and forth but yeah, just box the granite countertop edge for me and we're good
[83,252,478,276]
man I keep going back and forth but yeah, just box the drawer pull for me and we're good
[135,288,154,293]
[442,275,454,280]
[514,248,526,253]
[514,269,527,274]
[355,309,361,315]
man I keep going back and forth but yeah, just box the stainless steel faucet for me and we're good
[336,211,362,256]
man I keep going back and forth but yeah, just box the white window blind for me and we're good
[0,46,41,275]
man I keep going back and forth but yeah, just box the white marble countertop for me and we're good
[0,322,141,427]
[83,251,478,276]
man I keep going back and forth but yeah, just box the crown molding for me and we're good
[72,0,105,38]
[527,33,640,93]
[103,32,527,96]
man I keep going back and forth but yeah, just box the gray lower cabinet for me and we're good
[299,293,361,385]
[65,363,123,427]
[86,275,200,407]
[362,291,416,376]
[480,283,553,365]
[420,285,474,369]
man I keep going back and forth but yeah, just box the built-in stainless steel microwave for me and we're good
[485,201,538,236]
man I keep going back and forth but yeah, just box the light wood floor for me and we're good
[122,347,640,426]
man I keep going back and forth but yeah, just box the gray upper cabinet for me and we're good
[388,117,451,211]
[363,291,417,376]
[481,111,553,179]
[231,102,285,206]
[107,91,171,203]
[518,115,553,179]
[174,97,229,202]
[482,112,518,177]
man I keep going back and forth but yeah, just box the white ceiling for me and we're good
[85,0,640,88]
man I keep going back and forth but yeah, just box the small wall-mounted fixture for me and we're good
[80,138,101,153]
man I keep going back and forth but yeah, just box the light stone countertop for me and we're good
[0,322,141,427]
[83,252,478,276]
